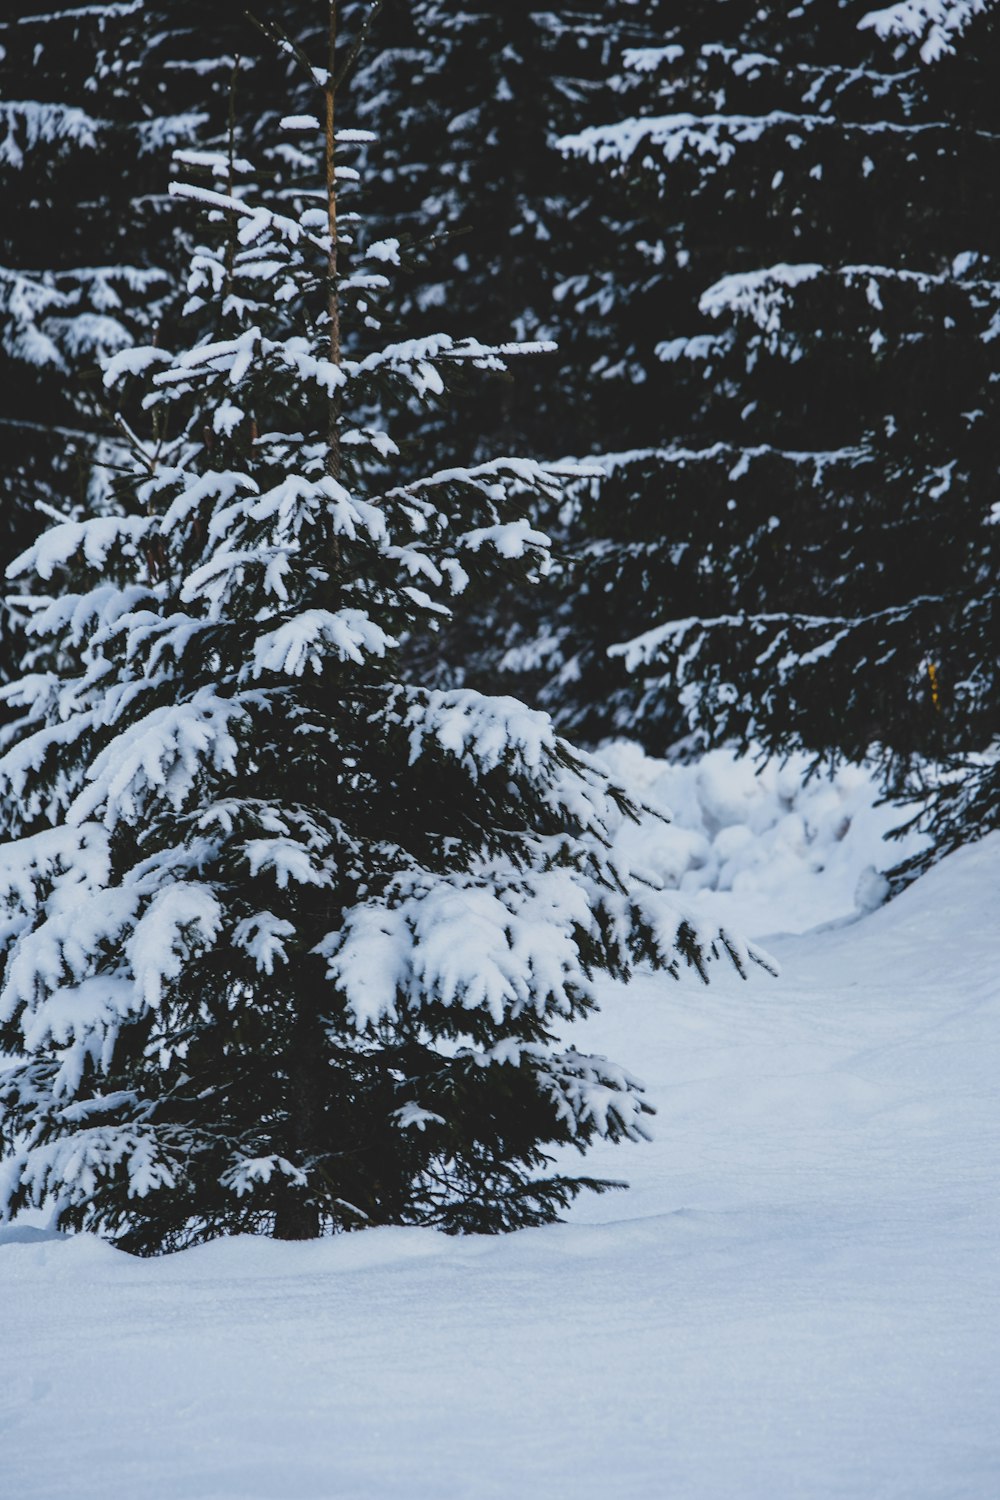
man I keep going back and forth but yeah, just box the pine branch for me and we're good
[243,11,320,88]
[332,0,385,93]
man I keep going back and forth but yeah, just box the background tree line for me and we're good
[1,0,996,879]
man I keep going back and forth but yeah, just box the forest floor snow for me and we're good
[1,774,998,1498]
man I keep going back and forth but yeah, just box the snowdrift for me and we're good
[2,819,997,1499]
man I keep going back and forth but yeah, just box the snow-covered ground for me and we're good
[2,757,998,1500]
[597,739,929,935]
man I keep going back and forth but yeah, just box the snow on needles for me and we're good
[859,0,994,62]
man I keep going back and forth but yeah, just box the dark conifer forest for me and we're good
[0,0,995,1249]
[1,8,999,1494]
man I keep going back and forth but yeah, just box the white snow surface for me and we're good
[595,740,930,938]
[2,776,997,1497]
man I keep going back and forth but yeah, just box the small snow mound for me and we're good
[855,865,891,913]
[594,741,929,936]
[0,1224,67,1247]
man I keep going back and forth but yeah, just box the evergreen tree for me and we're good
[515,0,998,877]
[0,4,665,709]
[0,26,769,1252]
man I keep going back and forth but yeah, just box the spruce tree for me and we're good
[0,18,769,1252]
[0,5,661,710]
[521,0,998,877]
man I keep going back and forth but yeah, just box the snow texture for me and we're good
[2,829,997,1498]
[595,741,930,937]
[558,109,938,174]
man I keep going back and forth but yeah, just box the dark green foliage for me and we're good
[519,1,998,874]
[0,45,764,1249]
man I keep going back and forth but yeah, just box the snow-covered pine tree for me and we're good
[516,0,998,878]
[0,4,673,717]
[0,18,769,1252]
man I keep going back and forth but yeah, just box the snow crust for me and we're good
[2,818,996,1498]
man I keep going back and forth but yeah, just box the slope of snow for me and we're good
[2,832,998,1499]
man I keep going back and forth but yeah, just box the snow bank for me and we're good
[2,833,998,1499]
[595,740,928,937]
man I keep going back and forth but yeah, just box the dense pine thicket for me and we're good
[1,3,155,678]
[495,0,998,878]
[0,1,272,683]
[347,4,661,454]
[0,2,628,686]
[0,4,995,887]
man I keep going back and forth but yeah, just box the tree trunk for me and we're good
[273,1197,321,1240]
[273,1000,326,1241]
